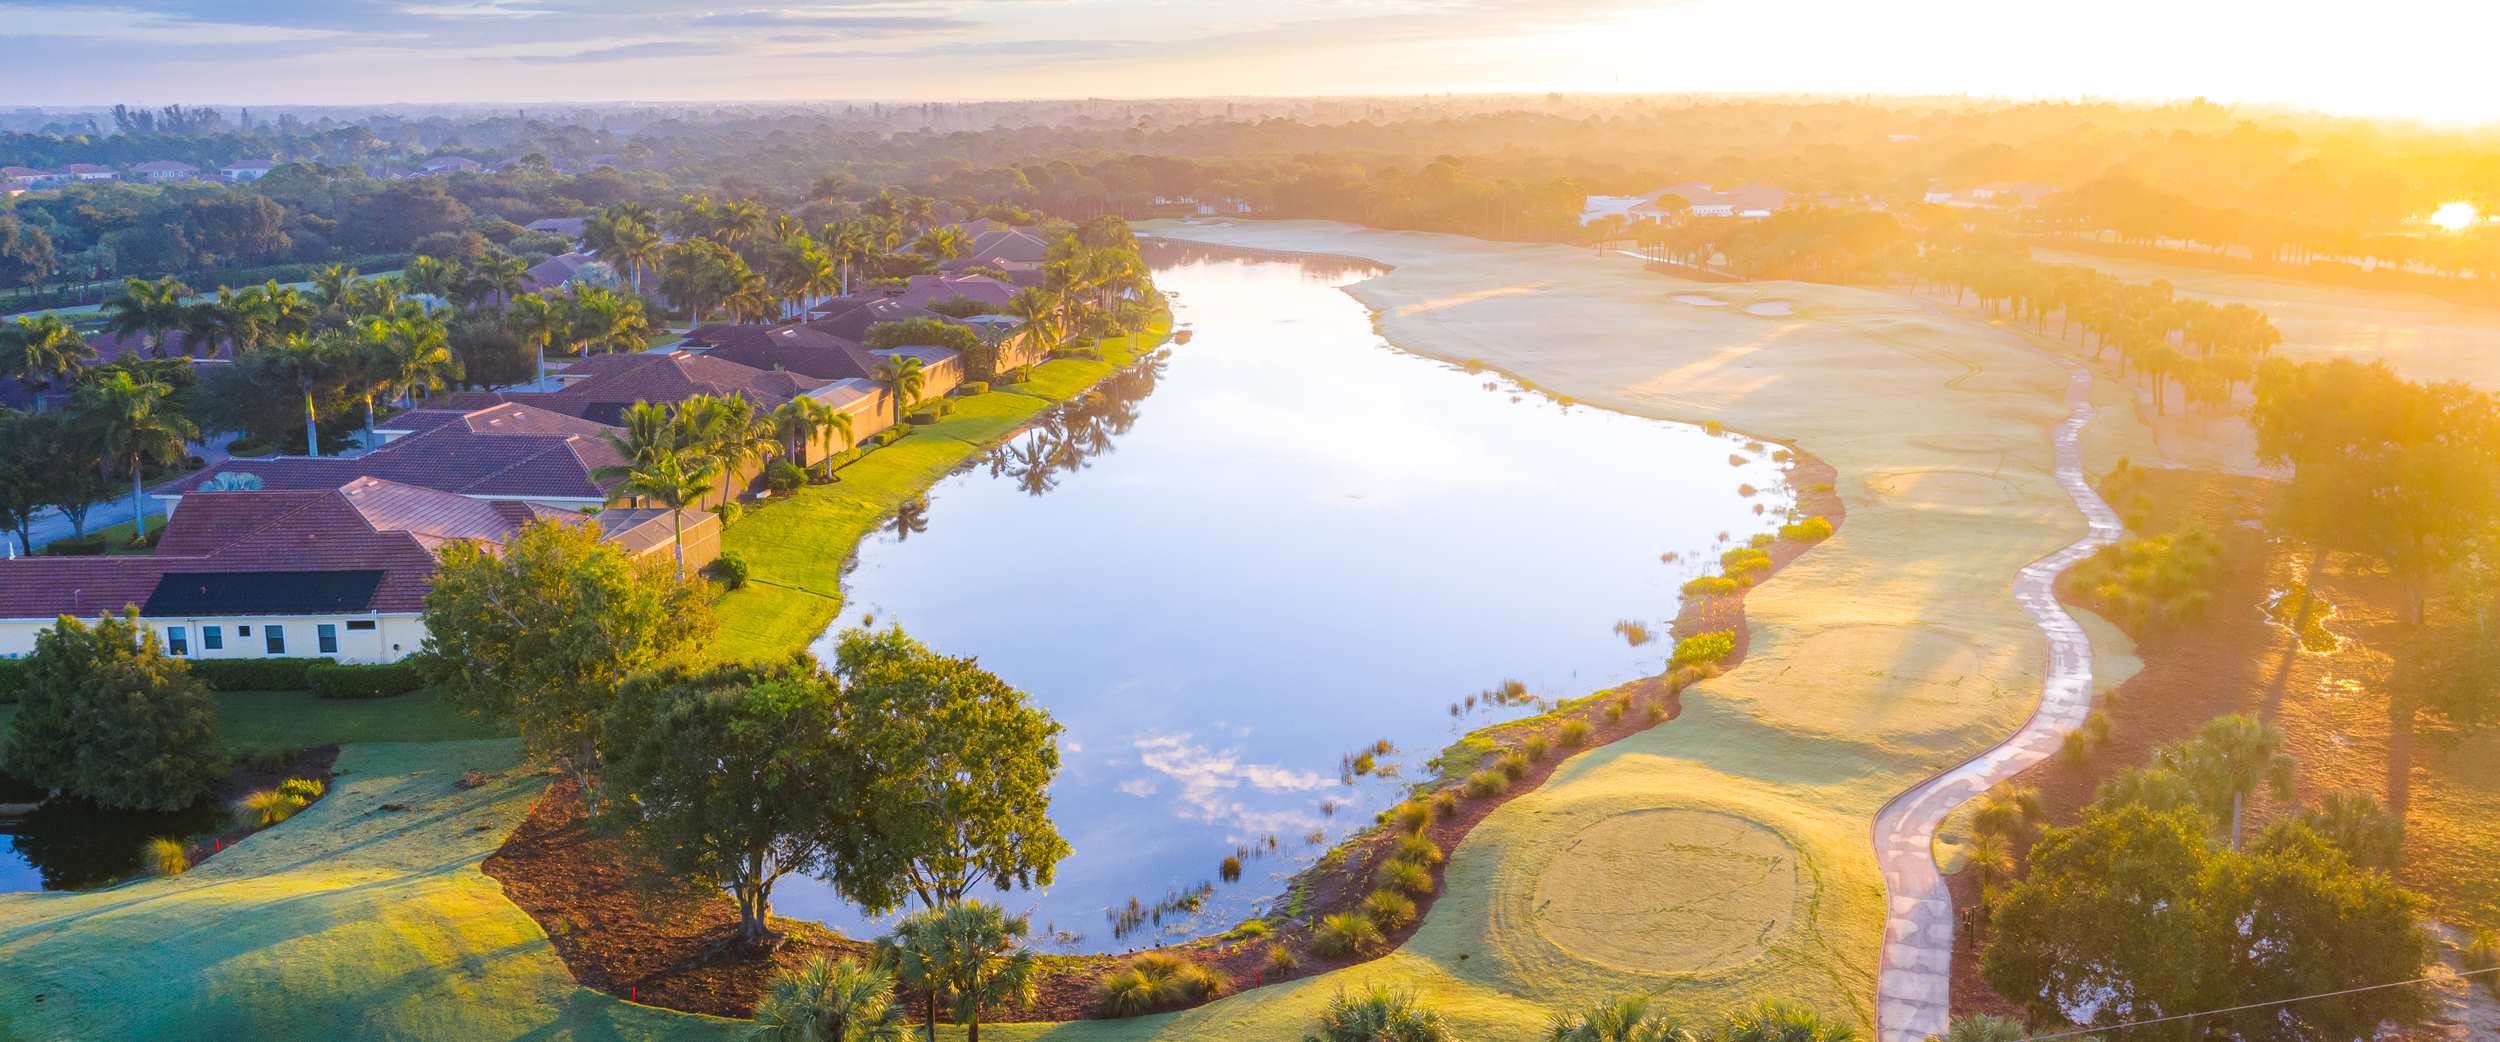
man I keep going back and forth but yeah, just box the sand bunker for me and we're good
[1531,809,1798,974]
[1746,301,1795,317]
[1671,293,1729,307]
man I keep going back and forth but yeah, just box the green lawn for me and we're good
[711,316,1172,661]
[0,688,514,754]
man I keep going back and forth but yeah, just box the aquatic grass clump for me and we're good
[1362,889,1418,931]
[1313,912,1383,957]
[1749,533,1776,549]
[1220,855,1243,882]
[1644,699,1669,724]
[1720,547,1773,581]
[1779,515,1835,542]
[1681,576,1742,596]
[1494,751,1531,782]
[1557,719,1593,748]
[1671,631,1738,671]
[1612,619,1655,647]
[1463,770,1509,799]
[1093,952,1227,1017]
[1396,832,1443,866]
[141,837,188,877]
[1379,858,1434,897]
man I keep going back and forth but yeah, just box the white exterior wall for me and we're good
[0,613,427,664]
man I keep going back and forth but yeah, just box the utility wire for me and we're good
[2003,964,2500,1040]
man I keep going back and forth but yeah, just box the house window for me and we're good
[167,626,188,656]
[346,619,377,631]
[237,625,251,636]
[265,625,286,655]
[318,624,338,655]
[202,625,223,651]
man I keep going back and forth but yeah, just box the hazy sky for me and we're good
[5,0,2498,121]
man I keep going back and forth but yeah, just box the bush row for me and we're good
[306,661,429,700]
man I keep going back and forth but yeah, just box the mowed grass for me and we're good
[711,316,1171,661]
[0,687,512,754]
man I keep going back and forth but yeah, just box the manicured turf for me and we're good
[711,317,1171,661]
[0,688,512,754]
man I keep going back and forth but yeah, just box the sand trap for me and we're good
[1532,809,1797,974]
[1671,293,1729,307]
[1746,301,1795,317]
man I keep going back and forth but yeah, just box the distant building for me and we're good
[524,216,590,240]
[519,251,605,295]
[222,159,276,182]
[1924,182,2062,210]
[417,156,484,176]
[1,166,42,189]
[132,160,200,183]
[962,227,1051,271]
[60,163,115,182]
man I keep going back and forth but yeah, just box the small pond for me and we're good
[0,791,228,893]
[788,243,1794,951]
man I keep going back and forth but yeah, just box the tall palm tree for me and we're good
[506,293,563,387]
[873,355,926,425]
[264,332,351,457]
[600,400,681,471]
[2161,713,2298,850]
[769,398,833,469]
[101,276,193,358]
[2,314,96,400]
[608,452,717,579]
[816,407,855,478]
[607,218,662,298]
[403,255,461,309]
[821,220,874,296]
[72,370,195,541]
[461,254,528,307]
[308,263,356,313]
[364,316,459,442]
[1547,994,1691,1042]
[750,956,905,1042]
[1007,287,1058,369]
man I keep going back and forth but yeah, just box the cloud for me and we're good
[1130,733,1332,834]
[511,39,739,62]
[692,9,971,30]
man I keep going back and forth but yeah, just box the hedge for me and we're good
[955,380,990,397]
[188,657,326,692]
[307,660,429,700]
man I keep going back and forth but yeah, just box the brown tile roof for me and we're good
[804,297,952,344]
[885,274,1014,311]
[533,350,833,421]
[698,324,883,382]
[157,409,624,502]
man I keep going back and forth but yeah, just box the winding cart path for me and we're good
[1871,359,2123,1042]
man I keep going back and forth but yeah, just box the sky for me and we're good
[5,0,2500,122]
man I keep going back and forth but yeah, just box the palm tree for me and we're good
[1962,829,2015,935]
[1547,994,1691,1042]
[101,276,192,358]
[461,254,528,307]
[887,496,929,542]
[927,902,1035,1042]
[1923,1014,2028,1042]
[1715,998,1858,1042]
[873,355,926,426]
[816,407,856,478]
[364,316,459,442]
[912,225,972,262]
[1006,287,1058,367]
[403,255,461,309]
[308,263,356,313]
[264,332,351,457]
[2161,713,2298,850]
[600,401,681,472]
[505,293,563,387]
[2,314,96,400]
[880,909,951,1042]
[1306,985,1455,1042]
[73,370,195,541]
[770,398,837,469]
[609,452,717,579]
[750,956,905,1042]
[607,217,662,298]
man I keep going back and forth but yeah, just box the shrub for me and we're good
[307,661,428,700]
[141,837,189,877]
[955,380,990,396]
[1749,533,1777,549]
[1671,631,1738,670]
[1463,770,1508,798]
[1681,576,1742,596]
[1379,858,1434,897]
[706,551,750,590]
[0,659,25,704]
[4,611,227,811]
[1523,734,1551,761]
[1223,918,1270,940]
[1266,943,1299,973]
[1720,547,1773,580]
[1558,719,1594,748]
[1392,801,1432,834]
[1362,889,1417,931]
[907,409,940,425]
[1094,952,1226,1017]
[2467,929,2500,1000]
[188,657,324,692]
[1606,697,1628,723]
[870,427,909,447]
[716,501,744,526]
[2067,525,2224,636]
[1494,751,1531,782]
[236,788,310,829]
[1779,515,1835,542]
[1312,912,1382,957]
[1645,700,1669,724]
[1429,789,1458,818]
[765,460,806,494]
[1396,832,1444,866]
[278,777,326,802]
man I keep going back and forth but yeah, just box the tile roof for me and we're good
[521,252,599,293]
[883,273,1014,311]
[697,324,883,382]
[969,228,1050,266]
[805,296,952,344]
[535,350,834,416]
[156,410,624,502]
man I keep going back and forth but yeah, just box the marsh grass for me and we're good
[1523,734,1551,761]
[1464,770,1508,798]
[1378,859,1434,897]
[1494,752,1531,782]
[1314,912,1383,957]
[1362,889,1418,931]
[1430,790,1458,818]
[237,789,309,830]
[1266,943,1299,973]
[1671,632,1738,671]
[1778,515,1835,542]
[141,837,189,877]
[1392,802,1433,834]
[1612,619,1655,646]
[1396,833,1444,866]
[1093,952,1227,1017]
[1682,576,1742,596]
[1221,855,1243,882]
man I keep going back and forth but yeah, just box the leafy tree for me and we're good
[1548,994,1692,1042]
[2197,824,2432,1040]
[750,957,904,1042]
[422,519,714,789]
[1,610,226,812]
[600,657,861,945]
[0,408,53,553]
[446,309,536,389]
[2,314,95,396]
[828,627,1069,914]
[1305,985,1455,1042]
[1983,805,2210,1032]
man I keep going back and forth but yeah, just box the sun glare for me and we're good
[2430,201,2480,232]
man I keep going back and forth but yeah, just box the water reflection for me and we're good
[1,796,228,892]
[791,248,1793,951]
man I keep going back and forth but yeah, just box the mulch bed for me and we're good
[485,447,1847,1023]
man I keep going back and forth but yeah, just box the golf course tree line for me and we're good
[418,519,1071,1035]
[1978,714,2436,1040]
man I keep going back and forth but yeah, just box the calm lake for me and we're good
[779,244,1797,950]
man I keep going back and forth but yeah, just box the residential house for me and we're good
[1633,183,1789,220]
[132,160,200,183]
[222,159,276,182]
[0,476,712,663]
[880,273,1015,312]
[153,402,629,516]
[60,163,115,183]
[520,251,606,295]
[1923,182,2062,210]
[961,227,1051,271]
[2,167,42,190]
